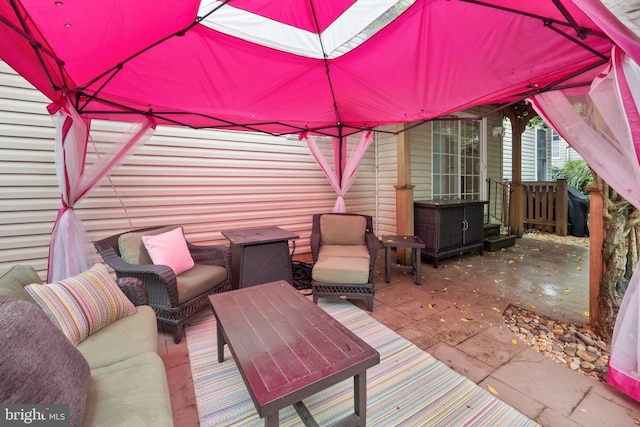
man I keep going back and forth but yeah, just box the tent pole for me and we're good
[338,124,343,184]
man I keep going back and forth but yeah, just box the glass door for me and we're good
[432,118,482,200]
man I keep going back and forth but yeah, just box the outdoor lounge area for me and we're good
[3,1,640,425]
[158,235,640,426]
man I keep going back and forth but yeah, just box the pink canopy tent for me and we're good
[2,0,640,401]
[0,0,616,136]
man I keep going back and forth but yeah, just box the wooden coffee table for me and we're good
[208,281,380,426]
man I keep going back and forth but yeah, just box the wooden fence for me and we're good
[520,178,568,235]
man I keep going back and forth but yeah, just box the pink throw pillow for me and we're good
[141,227,195,275]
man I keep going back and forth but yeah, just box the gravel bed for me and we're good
[503,304,609,382]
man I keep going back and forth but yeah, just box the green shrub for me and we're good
[552,159,593,194]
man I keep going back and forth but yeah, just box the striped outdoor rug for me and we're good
[186,298,538,427]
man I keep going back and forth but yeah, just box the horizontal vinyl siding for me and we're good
[522,128,539,181]
[410,122,432,202]
[0,63,59,275]
[503,121,538,181]
[375,126,398,236]
[485,112,503,183]
[552,138,583,169]
[503,120,513,180]
[0,61,375,278]
[483,107,504,223]
[84,127,340,241]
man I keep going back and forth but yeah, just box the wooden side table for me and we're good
[382,235,426,285]
[221,226,299,289]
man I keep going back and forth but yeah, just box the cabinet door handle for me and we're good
[462,219,468,231]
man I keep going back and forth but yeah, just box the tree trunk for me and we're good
[593,175,640,340]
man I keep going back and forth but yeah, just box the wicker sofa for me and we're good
[310,213,379,311]
[0,264,174,427]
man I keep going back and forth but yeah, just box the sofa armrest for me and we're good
[117,277,148,306]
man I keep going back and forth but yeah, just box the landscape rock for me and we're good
[576,349,598,363]
[503,304,609,382]
[577,331,596,346]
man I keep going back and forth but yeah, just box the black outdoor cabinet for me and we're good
[414,200,487,268]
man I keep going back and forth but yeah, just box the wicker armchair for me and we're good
[310,213,379,311]
[94,225,232,343]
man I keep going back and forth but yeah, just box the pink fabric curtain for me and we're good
[46,95,156,282]
[531,46,640,402]
[304,131,373,212]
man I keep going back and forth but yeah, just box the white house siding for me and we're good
[375,107,503,234]
[551,133,583,170]
[502,121,538,181]
[483,110,504,224]
[374,126,399,237]
[410,123,432,202]
[373,122,434,237]
[0,61,375,278]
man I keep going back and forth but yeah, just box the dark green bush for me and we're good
[551,159,594,195]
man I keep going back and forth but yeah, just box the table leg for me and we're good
[385,246,391,283]
[354,371,367,423]
[414,248,421,285]
[264,412,279,427]
[217,322,225,363]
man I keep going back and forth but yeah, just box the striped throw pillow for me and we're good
[25,263,136,346]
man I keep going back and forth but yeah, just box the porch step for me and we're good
[483,223,501,239]
[484,234,517,252]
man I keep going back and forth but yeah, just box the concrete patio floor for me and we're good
[159,234,640,426]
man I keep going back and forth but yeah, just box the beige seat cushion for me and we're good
[77,305,158,370]
[176,264,227,304]
[118,226,178,265]
[319,215,366,246]
[319,244,370,260]
[312,256,370,284]
[83,352,173,427]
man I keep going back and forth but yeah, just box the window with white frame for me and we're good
[432,118,482,200]
[536,128,548,180]
[552,130,561,158]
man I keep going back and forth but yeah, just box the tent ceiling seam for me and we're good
[544,20,610,61]
[4,0,70,92]
[81,1,231,96]
[308,0,342,129]
[77,65,122,113]
[458,0,608,39]
[396,56,608,136]
[551,0,590,40]
[80,104,314,137]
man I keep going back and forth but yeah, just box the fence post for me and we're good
[587,186,603,326]
[510,183,524,237]
[555,178,568,236]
